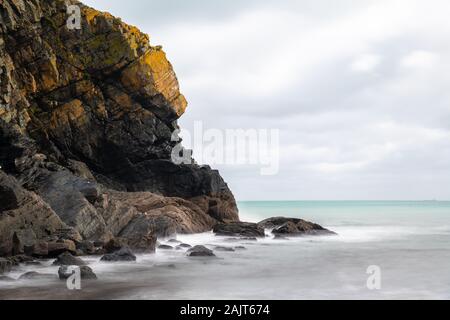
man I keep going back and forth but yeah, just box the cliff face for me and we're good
[0,0,238,256]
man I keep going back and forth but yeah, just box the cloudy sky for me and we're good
[85,0,450,200]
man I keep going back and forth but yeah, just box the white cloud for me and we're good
[351,54,381,73]
[401,50,439,69]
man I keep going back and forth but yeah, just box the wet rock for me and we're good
[7,255,34,266]
[101,248,136,262]
[214,246,235,252]
[76,241,96,255]
[47,240,77,258]
[187,245,215,257]
[234,246,247,250]
[0,258,12,274]
[158,245,173,250]
[58,266,97,280]
[177,243,192,249]
[258,217,336,236]
[52,252,87,266]
[167,239,181,244]
[0,275,15,282]
[104,238,128,254]
[25,241,49,257]
[213,222,265,238]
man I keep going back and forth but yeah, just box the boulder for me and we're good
[47,240,77,257]
[52,252,87,266]
[258,217,336,236]
[101,248,136,262]
[187,245,215,257]
[213,222,265,238]
[58,266,97,280]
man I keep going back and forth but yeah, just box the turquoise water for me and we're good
[1,201,450,299]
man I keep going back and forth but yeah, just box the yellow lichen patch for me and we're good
[39,55,59,92]
[120,49,186,116]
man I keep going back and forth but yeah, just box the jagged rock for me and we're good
[187,245,215,257]
[25,241,49,257]
[258,217,336,236]
[47,240,77,257]
[0,0,239,255]
[52,252,87,266]
[213,222,265,238]
[0,171,73,257]
[76,240,96,255]
[58,266,97,280]
[101,248,136,262]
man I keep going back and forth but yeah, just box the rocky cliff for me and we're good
[0,0,238,257]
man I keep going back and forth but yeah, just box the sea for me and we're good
[1,201,449,300]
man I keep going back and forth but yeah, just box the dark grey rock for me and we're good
[158,245,173,250]
[187,245,215,257]
[18,272,55,280]
[0,258,12,274]
[214,246,235,252]
[52,252,87,266]
[101,248,136,262]
[213,222,265,238]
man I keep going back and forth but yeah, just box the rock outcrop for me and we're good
[258,217,336,237]
[213,222,265,238]
[0,0,238,257]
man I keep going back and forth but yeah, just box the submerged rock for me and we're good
[0,275,15,282]
[214,246,235,252]
[258,217,336,236]
[52,252,87,266]
[213,222,265,238]
[58,266,97,280]
[101,248,136,262]
[177,243,192,249]
[187,245,215,257]
[18,272,55,280]
[158,245,173,250]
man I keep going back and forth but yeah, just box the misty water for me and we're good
[1,201,450,300]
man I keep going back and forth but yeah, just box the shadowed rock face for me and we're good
[0,0,238,256]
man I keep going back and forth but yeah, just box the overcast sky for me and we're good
[85,0,450,200]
